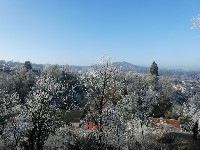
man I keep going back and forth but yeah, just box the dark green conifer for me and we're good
[24,61,32,70]
[150,61,158,76]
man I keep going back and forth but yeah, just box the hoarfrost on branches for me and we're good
[81,56,125,148]
[182,94,200,125]
[192,14,200,29]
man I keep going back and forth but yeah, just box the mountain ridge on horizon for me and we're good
[0,59,199,77]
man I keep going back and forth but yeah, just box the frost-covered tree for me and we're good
[42,65,62,80]
[83,57,123,148]
[192,14,200,29]
[155,77,176,116]
[21,75,68,150]
[122,72,176,148]
[13,66,37,103]
[91,92,162,149]
[0,71,16,94]
[42,65,86,109]
[182,94,200,126]
[0,90,21,149]
[0,70,82,149]
[124,73,158,116]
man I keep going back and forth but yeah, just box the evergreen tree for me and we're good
[150,61,158,76]
[24,61,32,70]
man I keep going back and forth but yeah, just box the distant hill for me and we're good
[0,60,44,70]
[69,61,200,79]
[112,61,149,73]
[0,60,199,78]
[112,61,200,78]
[70,61,149,73]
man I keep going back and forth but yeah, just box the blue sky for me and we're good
[0,0,200,69]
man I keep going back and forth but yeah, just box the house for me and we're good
[149,118,181,130]
[70,122,81,128]
[174,84,187,93]
[86,121,96,130]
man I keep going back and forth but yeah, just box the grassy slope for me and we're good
[163,132,200,150]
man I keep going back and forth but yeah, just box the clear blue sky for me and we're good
[1,0,200,69]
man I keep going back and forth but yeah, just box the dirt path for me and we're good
[163,132,200,150]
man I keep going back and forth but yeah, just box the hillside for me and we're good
[162,132,200,150]
[0,60,199,78]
